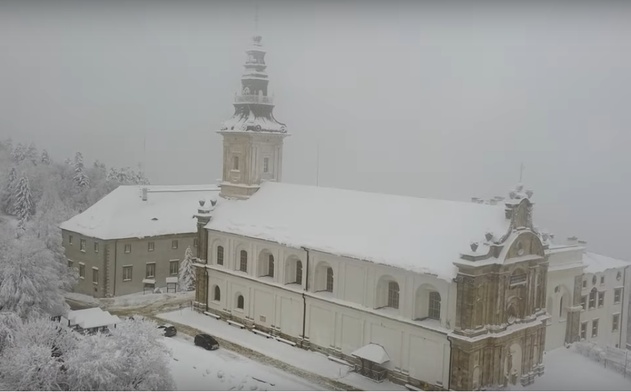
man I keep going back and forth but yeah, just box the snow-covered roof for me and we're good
[351,343,390,364]
[78,312,120,329]
[67,307,103,325]
[206,182,510,280]
[60,185,219,240]
[582,252,631,274]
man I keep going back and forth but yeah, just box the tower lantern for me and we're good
[218,36,289,200]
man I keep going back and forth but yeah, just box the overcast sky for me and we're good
[1,0,630,259]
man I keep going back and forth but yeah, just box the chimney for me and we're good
[141,187,148,201]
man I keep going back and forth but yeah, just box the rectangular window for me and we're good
[592,319,599,338]
[172,240,178,249]
[170,260,179,276]
[123,266,132,281]
[148,241,155,252]
[581,295,587,310]
[80,239,86,252]
[263,157,269,173]
[598,292,604,307]
[124,244,131,254]
[67,259,73,268]
[69,235,73,245]
[614,288,622,304]
[600,276,605,285]
[582,280,586,288]
[429,291,441,320]
[217,246,224,265]
[233,156,239,170]
[193,238,198,248]
[589,290,597,309]
[79,263,85,278]
[92,268,99,285]
[613,314,620,332]
[146,263,155,279]
[580,322,587,340]
[94,242,99,253]
[239,250,247,272]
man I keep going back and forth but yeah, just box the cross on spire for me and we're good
[519,162,525,183]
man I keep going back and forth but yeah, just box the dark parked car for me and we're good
[194,333,219,350]
[158,324,177,337]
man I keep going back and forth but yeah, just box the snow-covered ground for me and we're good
[158,309,406,391]
[515,346,631,391]
[66,290,195,311]
[165,335,323,391]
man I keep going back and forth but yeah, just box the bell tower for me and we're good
[218,35,289,200]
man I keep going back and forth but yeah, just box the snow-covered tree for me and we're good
[14,175,34,222]
[179,246,196,291]
[11,143,26,164]
[64,318,175,391]
[28,188,78,290]
[26,143,39,165]
[0,317,77,391]
[107,166,149,186]
[0,230,68,319]
[1,167,18,214]
[41,149,51,165]
[73,152,90,189]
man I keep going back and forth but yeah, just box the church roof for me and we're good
[60,185,219,240]
[206,182,510,280]
[582,252,631,274]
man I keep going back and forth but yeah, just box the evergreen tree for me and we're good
[26,143,38,165]
[10,143,26,164]
[73,152,89,188]
[1,167,17,214]
[14,175,34,222]
[179,246,196,291]
[40,149,51,165]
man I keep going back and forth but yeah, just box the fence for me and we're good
[574,341,631,377]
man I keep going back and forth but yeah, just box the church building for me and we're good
[192,35,554,390]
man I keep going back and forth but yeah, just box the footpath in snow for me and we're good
[157,309,406,391]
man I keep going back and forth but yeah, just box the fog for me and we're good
[1,1,630,259]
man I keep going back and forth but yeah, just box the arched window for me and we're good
[213,286,221,301]
[559,296,564,318]
[428,291,441,320]
[237,295,244,309]
[239,250,248,272]
[314,262,334,292]
[388,281,400,309]
[296,260,303,284]
[268,254,275,277]
[217,246,224,265]
[326,267,334,292]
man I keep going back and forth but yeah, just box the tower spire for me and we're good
[218,36,290,200]
[254,3,259,32]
